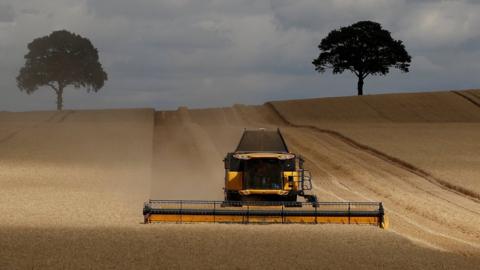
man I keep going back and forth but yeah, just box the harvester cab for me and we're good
[143,128,388,228]
[223,129,317,205]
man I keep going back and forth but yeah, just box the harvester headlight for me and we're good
[233,154,250,160]
[278,154,295,160]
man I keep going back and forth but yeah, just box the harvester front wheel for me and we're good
[225,191,241,202]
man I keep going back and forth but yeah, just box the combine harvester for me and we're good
[144,129,388,228]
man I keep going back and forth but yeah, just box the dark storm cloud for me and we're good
[1,0,480,111]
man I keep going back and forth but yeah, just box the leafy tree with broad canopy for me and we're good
[312,21,411,96]
[17,30,108,110]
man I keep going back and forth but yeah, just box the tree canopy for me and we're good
[17,30,108,110]
[312,21,411,95]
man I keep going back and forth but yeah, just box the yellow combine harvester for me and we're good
[143,129,388,228]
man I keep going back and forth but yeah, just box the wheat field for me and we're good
[1,90,479,269]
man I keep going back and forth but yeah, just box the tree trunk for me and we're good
[56,87,64,111]
[357,77,364,96]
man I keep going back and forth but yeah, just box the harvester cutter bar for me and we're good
[143,200,387,228]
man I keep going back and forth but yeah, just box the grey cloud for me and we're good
[0,3,14,22]
[20,8,39,15]
[270,0,405,33]
[85,0,269,21]
[395,0,480,50]
[145,22,232,51]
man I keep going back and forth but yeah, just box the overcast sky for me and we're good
[1,0,480,111]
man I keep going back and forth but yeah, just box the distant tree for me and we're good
[312,21,411,96]
[17,30,108,110]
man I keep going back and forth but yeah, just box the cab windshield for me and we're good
[244,158,283,189]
